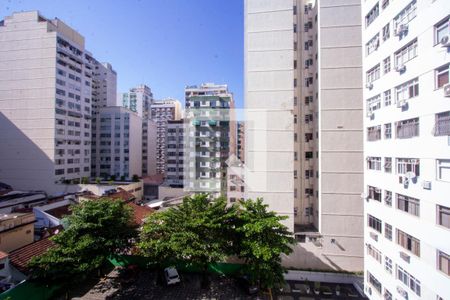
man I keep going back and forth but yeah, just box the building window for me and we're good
[384,124,392,139]
[435,64,449,89]
[367,94,381,112]
[365,3,380,28]
[383,90,391,106]
[397,229,420,256]
[366,34,380,55]
[437,159,450,182]
[395,78,419,103]
[393,0,417,30]
[437,205,450,228]
[367,157,381,171]
[368,214,382,233]
[368,186,382,201]
[385,256,393,274]
[367,125,381,141]
[382,23,390,42]
[384,190,392,206]
[366,64,381,83]
[381,0,389,10]
[397,194,420,216]
[396,117,419,139]
[397,265,421,296]
[394,39,418,67]
[434,111,450,136]
[437,250,450,276]
[435,16,449,44]
[367,271,382,294]
[383,57,391,74]
[385,223,392,240]
[396,158,420,176]
[366,244,382,263]
[384,289,392,300]
[55,169,65,175]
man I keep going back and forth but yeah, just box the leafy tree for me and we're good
[29,199,137,284]
[132,174,140,182]
[234,198,295,289]
[95,177,101,184]
[139,194,236,285]
[81,176,89,184]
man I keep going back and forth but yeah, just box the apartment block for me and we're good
[245,0,364,271]
[150,98,182,175]
[0,11,93,194]
[91,61,118,177]
[237,121,245,163]
[165,120,185,187]
[184,83,235,195]
[362,1,450,299]
[0,212,35,253]
[92,106,142,180]
[120,85,155,176]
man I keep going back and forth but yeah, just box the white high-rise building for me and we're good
[0,11,94,194]
[362,1,450,299]
[245,0,364,271]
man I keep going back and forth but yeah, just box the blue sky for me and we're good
[0,0,244,108]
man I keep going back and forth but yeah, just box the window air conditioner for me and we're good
[366,110,374,118]
[395,24,408,36]
[396,99,407,108]
[396,64,406,73]
[366,82,373,89]
[422,180,432,190]
[440,34,450,47]
[444,83,450,97]
[405,171,416,180]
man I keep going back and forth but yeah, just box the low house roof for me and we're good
[45,205,71,219]
[127,202,154,225]
[9,238,55,274]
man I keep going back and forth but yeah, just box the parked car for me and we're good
[236,275,258,295]
[164,267,181,285]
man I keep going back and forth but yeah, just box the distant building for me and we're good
[184,83,235,195]
[0,191,47,214]
[150,98,182,175]
[0,11,94,193]
[92,106,142,180]
[226,156,245,204]
[237,122,245,164]
[165,120,185,187]
[0,212,35,253]
[143,120,158,176]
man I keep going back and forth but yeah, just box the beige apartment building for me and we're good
[245,0,364,271]
[0,11,94,194]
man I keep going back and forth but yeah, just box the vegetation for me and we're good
[132,174,140,182]
[139,195,294,289]
[234,198,295,289]
[81,176,89,184]
[29,199,137,284]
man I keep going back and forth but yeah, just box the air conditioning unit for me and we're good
[396,64,406,73]
[366,82,373,89]
[366,110,374,118]
[397,100,407,108]
[397,286,409,299]
[406,171,416,180]
[422,180,432,190]
[444,83,450,97]
[440,34,450,47]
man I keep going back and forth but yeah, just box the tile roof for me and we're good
[127,202,154,225]
[142,174,164,185]
[9,238,55,274]
[0,251,8,260]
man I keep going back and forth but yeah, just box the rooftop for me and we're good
[9,237,55,274]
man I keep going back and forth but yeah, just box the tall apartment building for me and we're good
[237,121,245,163]
[91,61,117,177]
[184,83,235,195]
[150,98,181,175]
[165,120,185,187]
[244,0,364,271]
[119,85,156,176]
[362,1,450,299]
[92,106,142,180]
[0,11,93,194]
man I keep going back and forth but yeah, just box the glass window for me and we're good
[435,17,449,44]
[397,229,420,256]
[435,64,449,89]
[437,205,450,228]
[437,250,450,276]
[395,39,418,67]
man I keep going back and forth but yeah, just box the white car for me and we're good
[164,267,181,285]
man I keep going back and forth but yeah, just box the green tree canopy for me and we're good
[139,194,236,272]
[29,199,137,284]
[234,198,295,289]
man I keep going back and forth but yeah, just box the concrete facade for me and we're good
[0,11,93,193]
[165,120,185,187]
[244,0,364,272]
[362,1,450,299]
